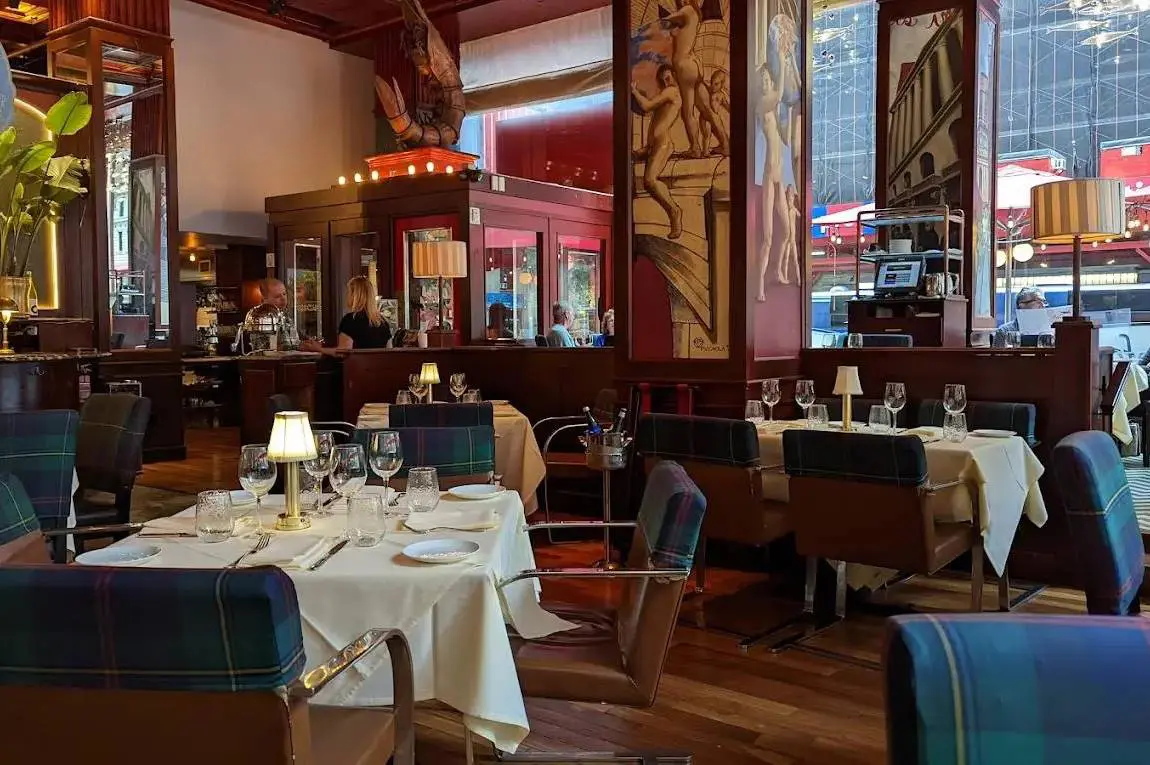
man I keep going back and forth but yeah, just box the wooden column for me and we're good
[614,0,810,417]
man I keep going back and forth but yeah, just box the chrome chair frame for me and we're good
[532,418,597,544]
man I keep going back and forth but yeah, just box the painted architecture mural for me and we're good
[629,0,731,361]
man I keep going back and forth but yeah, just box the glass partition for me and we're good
[557,234,604,339]
[484,228,539,341]
[402,226,453,330]
[334,232,380,314]
[282,237,323,340]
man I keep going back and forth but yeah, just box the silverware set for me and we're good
[230,532,271,567]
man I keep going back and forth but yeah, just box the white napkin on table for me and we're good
[246,535,339,570]
[140,516,197,535]
[404,506,497,532]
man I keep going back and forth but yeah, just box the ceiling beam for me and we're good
[328,0,495,52]
[185,0,343,41]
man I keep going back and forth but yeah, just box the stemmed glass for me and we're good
[239,444,277,533]
[943,383,967,415]
[761,379,781,423]
[368,430,404,505]
[884,382,907,431]
[408,374,428,403]
[794,379,816,421]
[302,431,336,518]
[330,444,368,511]
[449,373,468,402]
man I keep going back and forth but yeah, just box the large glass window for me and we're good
[483,228,539,341]
[557,234,603,337]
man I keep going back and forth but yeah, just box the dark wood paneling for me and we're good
[0,359,80,412]
[47,0,170,34]
[97,357,186,462]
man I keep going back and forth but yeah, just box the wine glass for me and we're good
[330,444,368,510]
[396,390,415,405]
[761,379,781,423]
[884,382,907,431]
[408,374,428,403]
[302,430,336,518]
[368,430,404,505]
[407,467,441,513]
[450,373,468,402]
[239,444,277,533]
[794,379,816,420]
[943,383,967,415]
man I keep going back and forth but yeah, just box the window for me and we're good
[116,230,124,253]
[483,228,539,341]
[557,234,604,337]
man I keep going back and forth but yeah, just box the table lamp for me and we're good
[1031,178,1124,319]
[833,366,863,431]
[411,240,468,345]
[267,410,318,531]
[418,362,440,403]
[0,297,16,355]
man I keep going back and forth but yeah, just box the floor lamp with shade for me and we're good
[411,240,468,347]
[1030,178,1124,319]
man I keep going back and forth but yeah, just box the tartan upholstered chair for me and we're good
[389,402,494,427]
[0,565,415,765]
[470,460,705,764]
[1050,431,1144,615]
[73,393,152,529]
[885,613,1150,764]
[917,399,1038,444]
[354,425,496,489]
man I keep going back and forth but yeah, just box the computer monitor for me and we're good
[875,257,924,296]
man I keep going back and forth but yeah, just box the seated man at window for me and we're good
[546,301,577,348]
[995,286,1046,346]
[239,278,299,353]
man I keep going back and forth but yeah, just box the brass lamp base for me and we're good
[275,462,313,532]
[842,394,853,432]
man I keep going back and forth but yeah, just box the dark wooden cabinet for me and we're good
[0,358,83,412]
[847,297,969,348]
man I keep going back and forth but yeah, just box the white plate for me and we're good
[402,538,480,564]
[230,490,256,507]
[75,544,161,567]
[970,429,1015,439]
[448,484,506,501]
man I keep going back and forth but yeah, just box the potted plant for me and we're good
[0,91,92,314]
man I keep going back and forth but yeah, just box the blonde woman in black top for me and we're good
[300,276,392,354]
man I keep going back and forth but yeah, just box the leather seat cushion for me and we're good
[511,603,647,706]
[309,705,396,765]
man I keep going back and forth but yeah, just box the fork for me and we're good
[388,491,405,507]
[230,533,271,568]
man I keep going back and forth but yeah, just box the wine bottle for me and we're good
[613,407,628,436]
[582,406,602,436]
[24,272,37,316]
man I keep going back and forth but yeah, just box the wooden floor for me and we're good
[142,427,1095,765]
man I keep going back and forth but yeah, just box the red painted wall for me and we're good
[491,102,613,194]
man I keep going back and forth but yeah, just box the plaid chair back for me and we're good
[918,399,1037,443]
[389,403,494,428]
[0,565,305,691]
[76,393,151,494]
[0,411,78,530]
[355,425,496,479]
[886,613,1150,764]
[783,429,927,486]
[635,413,760,467]
[1051,431,1144,615]
[633,460,707,570]
[0,473,39,547]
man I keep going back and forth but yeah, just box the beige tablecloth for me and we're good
[111,487,572,752]
[756,423,1047,580]
[357,402,546,514]
[1112,363,1148,445]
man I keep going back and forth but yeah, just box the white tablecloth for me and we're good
[109,487,573,752]
[1112,363,1148,445]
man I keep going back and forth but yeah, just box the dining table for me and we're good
[357,401,547,513]
[103,485,575,753]
[756,421,1048,588]
[1112,361,1148,446]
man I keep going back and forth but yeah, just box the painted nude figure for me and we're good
[632,65,684,239]
[758,64,788,297]
[664,0,730,158]
[701,69,730,156]
[778,185,800,285]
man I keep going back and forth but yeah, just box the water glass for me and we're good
[1037,333,1055,349]
[195,490,234,542]
[449,373,468,401]
[330,444,368,509]
[298,470,320,515]
[996,331,1021,349]
[795,379,816,419]
[868,405,892,433]
[943,383,967,414]
[884,382,907,430]
[407,467,441,513]
[744,400,765,425]
[761,379,781,422]
[368,430,404,500]
[302,430,336,518]
[396,390,415,405]
[461,389,481,404]
[808,403,829,429]
[347,495,386,547]
[943,412,968,442]
[239,444,277,532]
[846,333,864,349]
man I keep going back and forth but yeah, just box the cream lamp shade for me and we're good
[1030,178,1125,244]
[411,240,468,279]
[267,411,318,462]
[418,362,441,386]
[832,366,863,396]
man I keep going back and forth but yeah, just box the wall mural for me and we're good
[629,0,731,361]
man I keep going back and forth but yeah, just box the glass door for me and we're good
[281,237,323,341]
[557,234,605,342]
[484,228,542,342]
[394,214,460,333]
[332,230,381,314]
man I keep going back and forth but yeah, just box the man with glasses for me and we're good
[995,286,1048,346]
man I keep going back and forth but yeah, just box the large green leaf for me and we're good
[11,141,56,176]
[44,92,92,137]
[0,127,17,168]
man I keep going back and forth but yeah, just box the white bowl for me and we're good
[402,538,480,564]
[447,484,505,501]
[75,544,161,567]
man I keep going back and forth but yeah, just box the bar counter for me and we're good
[0,350,109,412]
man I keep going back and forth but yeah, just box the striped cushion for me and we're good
[355,425,496,478]
[0,473,38,546]
[635,413,760,467]
[0,411,78,527]
[390,403,494,428]
[782,430,928,487]
[886,614,1150,764]
[637,461,706,570]
[76,394,151,493]
[918,399,1037,443]
[1051,431,1144,615]
[0,566,306,692]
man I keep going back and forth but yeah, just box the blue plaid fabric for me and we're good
[355,425,496,478]
[783,429,928,487]
[390,403,494,428]
[1050,431,1144,615]
[0,566,306,692]
[0,411,78,529]
[918,399,1037,443]
[637,460,707,570]
[635,413,760,467]
[0,473,38,546]
[76,394,151,494]
[886,614,1150,764]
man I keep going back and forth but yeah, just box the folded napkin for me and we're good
[904,427,943,443]
[141,516,197,535]
[246,535,339,570]
[404,507,497,532]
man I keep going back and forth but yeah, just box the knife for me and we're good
[318,493,339,511]
[308,539,349,571]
